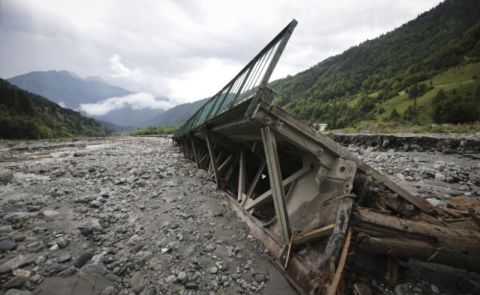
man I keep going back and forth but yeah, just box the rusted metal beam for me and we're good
[261,126,291,244]
[205,133,219,185]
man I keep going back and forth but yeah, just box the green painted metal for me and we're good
[175,19,297,137]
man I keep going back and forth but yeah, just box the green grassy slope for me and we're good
[0,78,109,139]
[270,0,480,130]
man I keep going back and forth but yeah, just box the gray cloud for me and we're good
[0,0,443,105]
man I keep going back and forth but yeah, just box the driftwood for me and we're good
[352,208,480,273]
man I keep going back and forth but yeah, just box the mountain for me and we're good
[271,0,480,129]
[7,70,166,127]
[143,98,208,127]
[0,78,108,139]
[8,70,130,108]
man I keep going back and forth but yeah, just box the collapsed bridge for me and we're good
[173,20,480,294]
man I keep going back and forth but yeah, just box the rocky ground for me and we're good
[0,136,479,295]
[0,137,295,295]
[346,144,480,205]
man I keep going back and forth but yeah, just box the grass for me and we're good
[338,121,480,134]
[130,126,177,136]
[373,62,480,126]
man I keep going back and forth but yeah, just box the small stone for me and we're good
[43,264,67,276]
[210,266,218,274]
[165,274,177,284]
[89,200,102,208]
[58,265,77,277]
[4,276,26,289]
[73,251,94,268]
[78,225,94,236]
[30,274,44,284]
[253,273,267,283]
[0,170,14,185]
[42,210,60,218]
[81,263,106,276]
[0,238,17,251]
[57,237,69,248]
[4,289,31,295]
[0,225,13,233]
[12,268,31,278]
[130,271,145,294]
[177,271,187,282]
[142,286,157,295]
[431,284,439,293]
[58,253,72,263]
[435,172,446,182]
[128,234,142,246]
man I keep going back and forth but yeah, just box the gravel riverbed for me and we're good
[0,136,479,295]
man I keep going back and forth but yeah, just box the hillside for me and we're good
[0,78,108,139]
[271,0,480,129]
[143,98,208,127]
[7,71,167,127]
[8,71,130,108]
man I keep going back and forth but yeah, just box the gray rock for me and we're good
[78,225,94,236]
[253,273,267,283]
[0,170,14,184]
[42,264,67,276]
[81,263,106,276]
[130,271,145,294]
[58,265,77,277]
[0,254,37,274]
[210,266,218,274]
[56,237,69,248]
[73,251,94,268]
[177,271,187,282]
[30,274,44,284]
[0,225,13,233]
[89,200,102,208]
[141,286,157,295]
[0,238,17,251]
[3,212,38,222]
[4,276,26,289]
[4,289,32,295]
[165,274,177,284]
[435,172,446,182]
[58,253,72,263]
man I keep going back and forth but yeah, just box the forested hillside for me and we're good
[272,0,480,129]
[0,78,108,139]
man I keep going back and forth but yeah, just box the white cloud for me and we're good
[79,92,174,116]
[0,0,444,105]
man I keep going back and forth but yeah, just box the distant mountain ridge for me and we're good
[8,70,130,108]
[0,78,107,139]
[143,98,208,127]
[7,70,166,127]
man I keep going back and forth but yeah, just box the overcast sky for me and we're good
[0,0,443,110]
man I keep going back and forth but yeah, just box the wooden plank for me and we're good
[292,224,334,246]
[326,228,352,295]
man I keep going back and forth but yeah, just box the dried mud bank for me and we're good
[0,137,295,295]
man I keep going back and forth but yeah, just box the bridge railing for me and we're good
[175,20,297,137]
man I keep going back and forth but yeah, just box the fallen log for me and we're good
[352,208,480,273]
